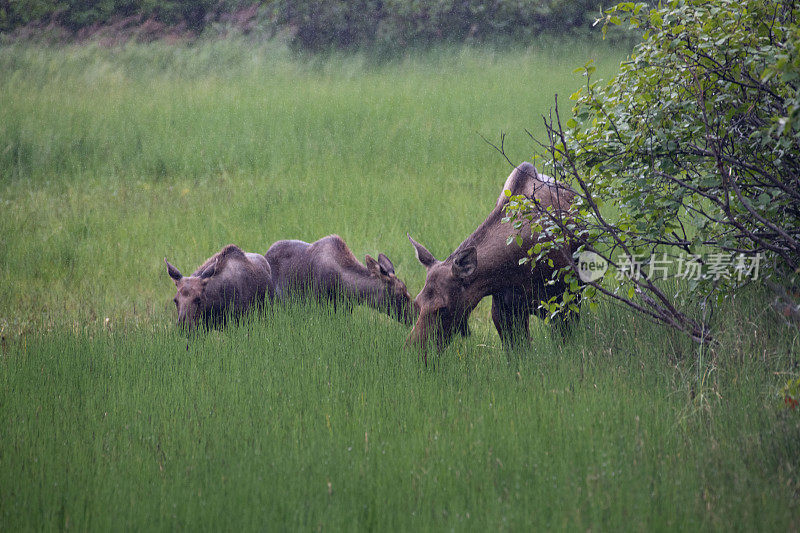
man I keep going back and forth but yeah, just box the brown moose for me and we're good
[264,235,415,325]
[407,162,579,354]
[165,244,274,332]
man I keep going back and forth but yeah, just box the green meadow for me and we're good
[1,39,798,530]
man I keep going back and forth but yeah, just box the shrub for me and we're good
[505,0,800,344]
[273,0,607,50]
[0,0,258,34]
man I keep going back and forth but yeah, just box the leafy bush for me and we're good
[782,376,800,410]
[506,0,800,343]
[0,0,257,33]
[0,0,61,32]
[271,0,382,49]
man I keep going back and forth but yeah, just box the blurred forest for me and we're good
[0,0,618,48]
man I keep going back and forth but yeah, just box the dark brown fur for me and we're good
[408,162,578,353]
[264,235,415,324]
[165,244,274,332]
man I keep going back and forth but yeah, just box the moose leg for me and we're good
[535,278,581,338]
[457,318,472,337]
[491,287,531,350]
[557,281,581,336]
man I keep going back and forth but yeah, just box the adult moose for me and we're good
[407,162,579,354]
[165,244,274,333]
[264,235,415,325]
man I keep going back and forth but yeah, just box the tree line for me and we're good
[0,0,611,47]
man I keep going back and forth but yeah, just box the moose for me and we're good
[264,234,415,325]
[407,162,579,354]
[165,244,274,332]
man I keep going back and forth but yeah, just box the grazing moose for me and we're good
[407,162,579,354]
[264,235,415,325]
[165,244,274,332]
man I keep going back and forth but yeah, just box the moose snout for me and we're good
[176,309,199,334]
[406,314,444,353]
[176,314,191,332]
[406,309,429,347]
[406,326,426,351]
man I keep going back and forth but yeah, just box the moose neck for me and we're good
[449,205,532,310]
[340,266,388,311]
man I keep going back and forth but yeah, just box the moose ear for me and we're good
[377,253,395,276]
[365,254,380,276]
[200,259,217,279]
[452,247,477,282]
[165,258,182,282]
[408,234,437,269]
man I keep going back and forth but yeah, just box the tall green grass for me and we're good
[3,297,799,530]
[1,39,799,530]
[0,39,623,333]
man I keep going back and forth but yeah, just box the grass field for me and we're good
[1,38,799,530]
